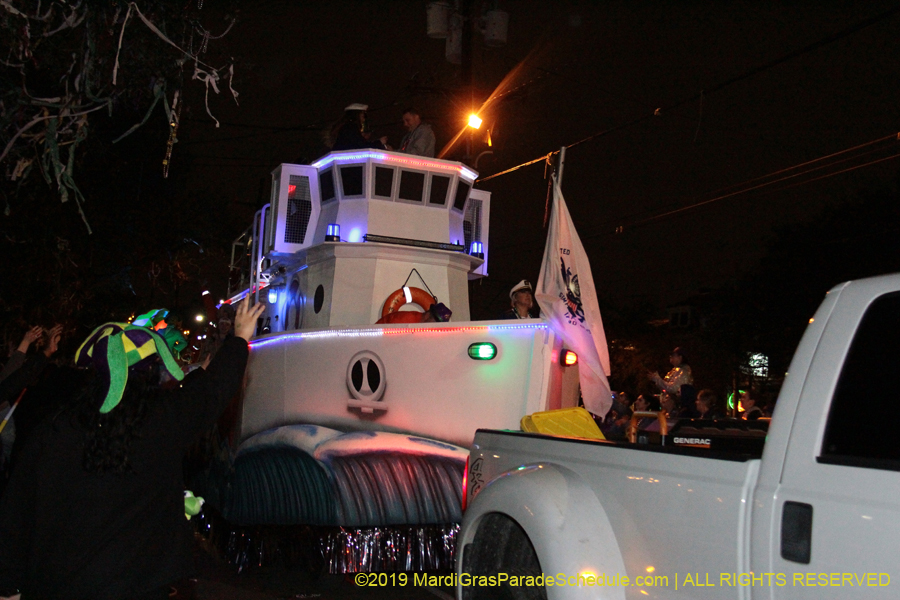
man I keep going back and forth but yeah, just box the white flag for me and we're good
[536,176,613,417]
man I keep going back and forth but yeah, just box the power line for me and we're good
[626,136,900,229]
[476,4,900,184]
[489,131,900,253]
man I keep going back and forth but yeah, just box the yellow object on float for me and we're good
[520,407,605,440]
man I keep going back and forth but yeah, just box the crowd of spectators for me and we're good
[0,302,264,599]
[600,346,775,439]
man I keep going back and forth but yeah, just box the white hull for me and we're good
[240,319,571,447]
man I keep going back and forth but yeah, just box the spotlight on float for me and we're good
[468,342,497,360]
[195,314,204,323]
[560,349,578,366]
[268,287,278,304]
[325,223,341,242]
[467,114,482,129]
[469,241,484,259]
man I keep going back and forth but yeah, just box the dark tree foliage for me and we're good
[0,1,241,342]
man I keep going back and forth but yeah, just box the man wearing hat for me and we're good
[649,347,693,398]
[332,103,388,151]
[501,279,538,319]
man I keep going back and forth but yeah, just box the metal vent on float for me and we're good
[464,198,482,252]
[347,351,387,414]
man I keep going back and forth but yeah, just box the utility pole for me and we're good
[425,2,509,164]
[461,0,473,162]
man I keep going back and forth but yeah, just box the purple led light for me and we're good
[249,322,547,348]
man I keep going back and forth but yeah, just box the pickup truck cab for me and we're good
[459,273,900,599]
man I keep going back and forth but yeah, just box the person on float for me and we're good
[397,108,435,158]
[648,346,693,398]
[0,301,265,600]
[501,280,538,319]
[331,103,388,151]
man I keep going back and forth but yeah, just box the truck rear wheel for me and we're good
[461,513,547,600]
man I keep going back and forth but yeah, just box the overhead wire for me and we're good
[489,131,900,253]
[624,134,900,229]
[475,4,900,184]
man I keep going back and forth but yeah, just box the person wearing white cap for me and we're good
[501,279,538,319]
[332,103,388,151]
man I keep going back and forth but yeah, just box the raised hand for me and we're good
[43,324,63,357]
[233,302,266,342]
[16,326,42,353]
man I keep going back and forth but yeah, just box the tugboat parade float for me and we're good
[196,150,581,572]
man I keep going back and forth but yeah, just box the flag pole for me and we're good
[556,146,567,189]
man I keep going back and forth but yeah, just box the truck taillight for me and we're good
[462,455,469,512]
[561,349,578,366]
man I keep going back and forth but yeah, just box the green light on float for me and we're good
[468,342,497,360]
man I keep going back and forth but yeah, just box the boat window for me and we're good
[373,166,394,198]
[340,165,364,197]
[285,175,312,244]
[398,170,425,203]
[320,169,336,203]
[453,181,471,211]
[820,291,900,470]
[429,175,451,206]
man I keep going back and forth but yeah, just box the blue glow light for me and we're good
[326,223,340,238]
[268,288,278,304]
[470,241,483,255]
[310,151,478,181]
[348,227,363,243]
[249,322,547,348]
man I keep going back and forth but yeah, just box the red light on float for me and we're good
[561,349,578,366]
[462,455,469,512]
[288,184,296,195]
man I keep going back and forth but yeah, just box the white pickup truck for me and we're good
[458,273,900,599]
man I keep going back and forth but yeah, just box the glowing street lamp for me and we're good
[467,114,482,129]
[195,314,204,322]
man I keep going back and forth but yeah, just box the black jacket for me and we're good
[0,337,249,599]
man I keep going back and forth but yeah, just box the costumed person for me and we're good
[0,301,265,600]
[501,280,538,319]
[331,103,388,151]
[398,108,435,157]
[648,347,693,398]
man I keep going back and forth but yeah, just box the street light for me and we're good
[467,114,482,129]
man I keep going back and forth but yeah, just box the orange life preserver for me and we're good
[376,311,427,325]
[380,286,435,318]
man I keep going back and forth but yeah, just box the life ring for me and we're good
[381,286,435,318]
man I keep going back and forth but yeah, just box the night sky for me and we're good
[171,0,900,316]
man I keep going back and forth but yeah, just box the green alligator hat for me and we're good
[75,321,185,413]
